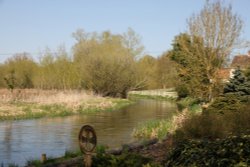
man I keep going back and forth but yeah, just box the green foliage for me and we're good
[73,29,143,98]
[133,119,173,140]
[34,47,80,89]
[174,70,250,140]
[174,113,227,141]
[64,150,82,159]
[224,68,250,96]
[155,53,177,89]
[244,65,250,80]
[94,144,160,167]
[93,152,158,167]
[165,135,250,167]
[207,68,250,114]
[3,54,36,89]
[4,70,16,91]
[174,104,250,141]
[175,85,189,98]
[176,97,199,111]
[170,33,221,102]
[137,55,158,89]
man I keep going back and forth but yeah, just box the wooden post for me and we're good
[41,153,47,163]
[84,153,92,167]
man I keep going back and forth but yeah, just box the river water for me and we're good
[0,99,177,166]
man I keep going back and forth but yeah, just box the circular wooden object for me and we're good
[78,125,97,153]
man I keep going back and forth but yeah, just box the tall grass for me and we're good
[0,89,132,120]
[133,108,194,140]
[0,89,98,105]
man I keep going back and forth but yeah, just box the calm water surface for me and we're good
[0,99,176,166]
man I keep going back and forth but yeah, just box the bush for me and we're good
[176,85,189,99]
[173,103,250,141]
[164,135,250,167]
[176,97,199,111]
[92,152,159,167]
[173,113,228,141]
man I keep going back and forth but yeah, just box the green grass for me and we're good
[133,119,173,140]
[133,98,202,140]
[25,150,83,167]
[176,97,201,112]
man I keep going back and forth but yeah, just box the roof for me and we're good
[231,55,250,69]
[217,68,234,80]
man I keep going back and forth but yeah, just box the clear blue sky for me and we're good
[0,0,249,63]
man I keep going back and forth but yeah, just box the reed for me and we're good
[0,89,132,120]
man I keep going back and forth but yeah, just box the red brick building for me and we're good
[231,51,250,69]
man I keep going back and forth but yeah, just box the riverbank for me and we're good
[25,138,169,167]
[0,89,132,121]
[132,97,202,140]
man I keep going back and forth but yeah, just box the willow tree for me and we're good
[187,0,244,64]
[155,52,177,89]
[34,47,79,89]
[73,29,144,98]
[3,53,37,89]
[136,55,157,89]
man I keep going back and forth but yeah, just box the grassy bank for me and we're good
[25,145,161,167]
[0,89,132,121]
[133,97,202,140]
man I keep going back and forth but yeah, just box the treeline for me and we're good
[0,29,176,97]
[1,1,248,101]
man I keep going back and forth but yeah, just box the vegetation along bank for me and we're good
[0,89,132,121]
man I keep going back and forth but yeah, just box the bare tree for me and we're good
[187,0,244,63]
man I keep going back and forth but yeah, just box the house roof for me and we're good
[217,68,233,80]
[231,54,250,69]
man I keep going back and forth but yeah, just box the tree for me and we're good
[170,33,221,101]
[187,0,244,64]
[34,47,80,89]
[3,53,37,89]
[155,52,177,89]
[73,29,143,98]
[207,68,250,114]
[4,70,16,92]
[136,55,157,89]
[244,65,250,81]
[224,68,250,96]
[0,64,6,88]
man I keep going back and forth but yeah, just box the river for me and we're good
[0,99,177,166]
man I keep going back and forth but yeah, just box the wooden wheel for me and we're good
[78,125,97,153]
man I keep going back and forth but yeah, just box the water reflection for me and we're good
[0,99,176,166]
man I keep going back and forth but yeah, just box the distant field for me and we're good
[0,89,131,120]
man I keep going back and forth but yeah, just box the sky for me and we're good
[0,0,249,63]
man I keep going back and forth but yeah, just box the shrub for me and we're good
[176,97,200,111]
[173,103,250,141]
[92,152,158,167]
[164,135,250,167]
[176,85,189,99]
